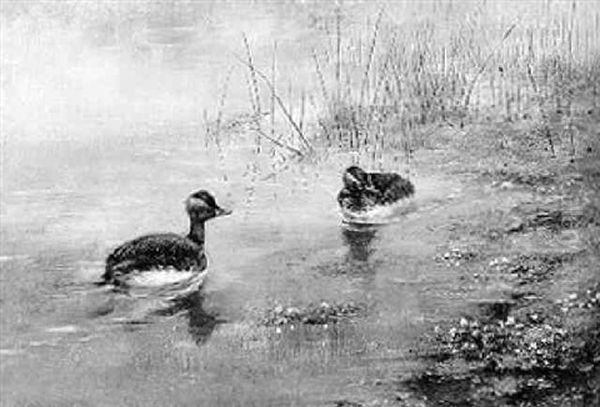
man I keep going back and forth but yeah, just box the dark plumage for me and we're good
[337,166,414,212]
[102,190,231,286]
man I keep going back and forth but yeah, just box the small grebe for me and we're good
[337,166,415,213]
[102,190,231,287]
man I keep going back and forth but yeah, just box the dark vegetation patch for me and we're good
[405,281,600,406]
[331,400,365,407]
[262,301,366,326]
[506,201,587,233]
[454,200,594,242]
[489,252,581,285]
[431,315,575,370]
[445,200,587,243]
[406,261,600,406]
[403,367,598,407]
[435,247,478,267]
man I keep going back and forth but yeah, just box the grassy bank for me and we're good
[235,1,600,166]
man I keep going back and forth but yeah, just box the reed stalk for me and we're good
[236,55,313,154]
[463,22,518,111]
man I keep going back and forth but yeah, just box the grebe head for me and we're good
[343,166,370,191]
[185,190,232,222]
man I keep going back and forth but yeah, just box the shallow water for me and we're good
[0,1,550,405]
[0,133,474,405]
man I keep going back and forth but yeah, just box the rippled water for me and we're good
[0,1,512,405]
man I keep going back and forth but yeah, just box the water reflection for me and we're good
[152,292,225,344]
[342,224,379,263]
[315,224,380,279]
[86,288,223,345]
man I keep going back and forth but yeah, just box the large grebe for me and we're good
[102,190,231,287]
[337,166,415,213]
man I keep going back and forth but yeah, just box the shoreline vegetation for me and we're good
[2,1,599,405]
